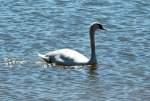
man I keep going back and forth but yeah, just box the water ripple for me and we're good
[0,0,150,101]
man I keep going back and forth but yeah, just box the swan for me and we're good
[39,22,105,66]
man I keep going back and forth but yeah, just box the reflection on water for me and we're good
[0,0,150,101]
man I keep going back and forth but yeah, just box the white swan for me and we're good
[39,22,105,66]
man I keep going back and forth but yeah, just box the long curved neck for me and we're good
[88,27,97,65]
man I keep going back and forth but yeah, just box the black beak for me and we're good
[102,28,106,30]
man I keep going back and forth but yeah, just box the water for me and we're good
[0,0,150,101]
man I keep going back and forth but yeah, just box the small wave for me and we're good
[4,57,26,65]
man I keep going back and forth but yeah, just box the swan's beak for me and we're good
[102,28,106,30]
[98,28,106,31]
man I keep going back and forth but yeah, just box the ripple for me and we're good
[4,57,26,65]
[118,49,137,61]
[0,0,150,101]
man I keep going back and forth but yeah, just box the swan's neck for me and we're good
[88,28,97,65]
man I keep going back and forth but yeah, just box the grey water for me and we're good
[0,0,150,101]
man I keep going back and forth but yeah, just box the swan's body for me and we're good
[39,49,89,66]
[39,22,105,66]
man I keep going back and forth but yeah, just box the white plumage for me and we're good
[39,49,89,65]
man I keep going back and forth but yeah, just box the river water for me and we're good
[0,0,150,101]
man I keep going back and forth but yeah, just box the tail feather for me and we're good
[38,53,50,62]
[38,53,46,59]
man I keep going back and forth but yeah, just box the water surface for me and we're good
[0,0,150,101]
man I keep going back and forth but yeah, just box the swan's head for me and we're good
[90,22,105,32]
